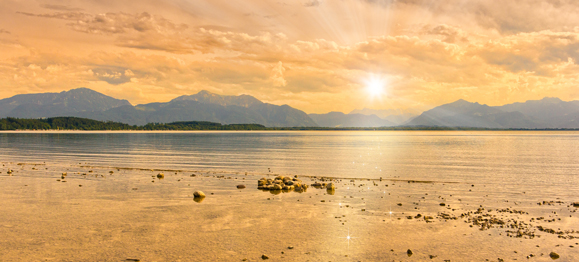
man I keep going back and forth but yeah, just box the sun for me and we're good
[365,76,385,97]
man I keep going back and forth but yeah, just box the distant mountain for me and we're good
[172,90,262,108]
[497,97,579,128]
[349,108,417,125]
[0,88,317,127]
[5,88,579,129]
[76,91,317,127]
[405,99,539,128]
[0,88,131,118]
[309,112,394,127]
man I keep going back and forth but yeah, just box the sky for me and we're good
[1,0,579,114]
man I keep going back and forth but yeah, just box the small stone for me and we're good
[288,246,294,249]
[407,249,413,256]
[572,202,579,208]
[237,185,246,189]
[549,252,559,259]
[326,183,336,190]
[261,254,269,260]
[193,191,206,198]
[157,173,164,179]
[440,203,446,206]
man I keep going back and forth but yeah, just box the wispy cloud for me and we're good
[40,4,83,12]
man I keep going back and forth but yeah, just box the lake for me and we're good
[1,131,577,197]
[1,130,579,261]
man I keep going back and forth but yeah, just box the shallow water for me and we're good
[1,131,578,196]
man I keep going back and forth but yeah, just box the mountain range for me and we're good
[0,88,131,118]
[0,88,317,127]
[406,98,579,128]
[2,88,579,128]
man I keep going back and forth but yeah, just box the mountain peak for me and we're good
[540,97,563,103]
[172,90,262,108]
[0,87,131,118]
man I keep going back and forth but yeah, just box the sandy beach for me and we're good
[1,161,578,261]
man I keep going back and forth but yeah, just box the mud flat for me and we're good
[0,162,578,261]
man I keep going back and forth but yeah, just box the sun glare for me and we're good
[365,77,385,97]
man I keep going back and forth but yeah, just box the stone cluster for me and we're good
[257,176,308,192]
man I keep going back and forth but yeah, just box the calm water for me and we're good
[1,131,578,194]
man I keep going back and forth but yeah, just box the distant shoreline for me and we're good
[2,117,579,131]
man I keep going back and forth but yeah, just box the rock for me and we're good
[440,203,446,206]
[193,191,205,198]
[261,254,269,260]
[549,252,560,259]
[237,185,246,189]
[326,183,336,190]
[272,184,282,190]
[572,202,579,208]
[407,249,413,256]
[288,246,294,249]
[157,173,164,179]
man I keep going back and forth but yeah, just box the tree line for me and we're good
[0,117,267,130]
[1,117,575,131]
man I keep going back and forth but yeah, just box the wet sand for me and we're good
[1,162,578,261]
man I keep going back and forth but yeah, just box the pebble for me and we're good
[261,254,269,260]
[156,173,164,179]
[193,191,206,198]
[237,185,246,189]
[549,252,559,259]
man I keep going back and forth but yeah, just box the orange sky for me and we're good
[1,0,579,113]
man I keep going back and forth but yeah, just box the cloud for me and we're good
[421,24,468,43]
[18,11,187,35]
[270,61,287,87]
[40,4,83,11]
[304,0,321,7]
